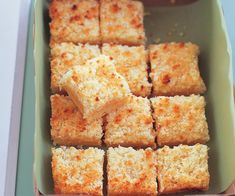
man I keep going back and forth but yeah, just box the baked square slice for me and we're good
[151,95,209,146]
[100,0,145,45]
[51,147,104,195]
[49,0,100,45]
[102,44,152,97]
[50,94,103,146]
[105,95,155,148]
[107,146,158,196]
[156,144,210,194]
[149,42,206,96]
[60,55,131,121]
[50,42,100,92]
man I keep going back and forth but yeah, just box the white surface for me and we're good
[0,0,234,196]
[4,0,31,195]
[0,0,21,195]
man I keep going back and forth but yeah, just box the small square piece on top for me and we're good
[102,44,152,97]
[149,42,206,96]
[51,147,104,195]
[100,0,145,45]
[107,146,158,196]
[50,43,100,92]
[151,95,209,146]
[60,55,131,121]
[50,94,103,146]
[105,95,155,148]
[49,0,100,45]
[156,144,210,194]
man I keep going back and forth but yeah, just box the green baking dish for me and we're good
[33,0,235,195]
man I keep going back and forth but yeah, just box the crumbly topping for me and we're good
[50,94,103,146]
[156,144,209,194]
[51,147,104,195]
[102,44,151,97]
[50,42,100,92]
[149,42,206,96]
[60,55,131,120]
[49,0,100,45]
[151,95,209,146]
[107,146,157,195]
[105,95,155,147]
[100,0,145,45]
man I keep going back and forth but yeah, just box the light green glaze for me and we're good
[16,0,235,195]
[15,2,35,196]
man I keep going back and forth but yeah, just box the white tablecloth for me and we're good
[0,0,21,195]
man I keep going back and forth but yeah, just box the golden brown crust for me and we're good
[107,147,158,196]
[49,0,100,44]
[105,95,156,148]
[51,147,104,195]
[151,95,209,146]
[102,44,151,97]
[60,55,131,121]
[50,43,100,93]
[156,144,210,194]
[100,0,146,45]
[149,42,206,96]
[50,94,103,146]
